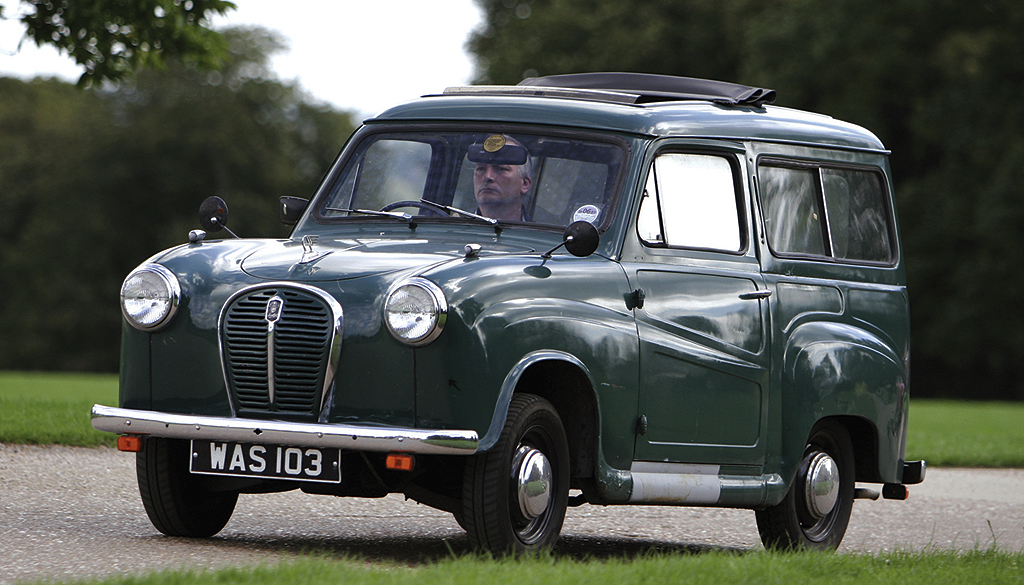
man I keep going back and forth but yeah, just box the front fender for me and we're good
[478,348,635,502]
[413,256,639,476]
[479,350,591,451]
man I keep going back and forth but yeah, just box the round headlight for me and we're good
[120,264,181,331]
[384,278,447,346]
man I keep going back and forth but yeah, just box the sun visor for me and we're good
[467,140,529,166]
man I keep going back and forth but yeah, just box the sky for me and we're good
[0,1,484,117]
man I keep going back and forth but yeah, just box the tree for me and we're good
[469,0,1024,400]
[0,27,357,372]
[1,0,236,85]
[468,0,745,84]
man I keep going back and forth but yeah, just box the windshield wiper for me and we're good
[325,207,417,228]
[418,199,502,234]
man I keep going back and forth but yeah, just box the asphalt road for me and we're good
[2,443,1023,584]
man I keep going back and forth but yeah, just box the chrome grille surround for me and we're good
[219,283,343,419]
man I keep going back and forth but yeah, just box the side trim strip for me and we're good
[91,405,478,456]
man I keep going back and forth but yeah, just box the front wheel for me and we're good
[137,437,238,537]
[755,421,855,551]
[461,394,570,554]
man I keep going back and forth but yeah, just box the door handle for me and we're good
[739,290,772,300]
[626,288,646,310]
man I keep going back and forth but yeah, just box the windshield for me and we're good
[310,130,627,229]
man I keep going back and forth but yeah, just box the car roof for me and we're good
[368,73,886,153]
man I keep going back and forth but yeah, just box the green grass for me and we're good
[907,400,1024,467]
[2,371,1023,468]
[17,549,1024,585]
[0,371,118,447]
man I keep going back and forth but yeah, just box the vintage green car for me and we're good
[93,72,924,553]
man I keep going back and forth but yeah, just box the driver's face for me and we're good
[473,163,531,220]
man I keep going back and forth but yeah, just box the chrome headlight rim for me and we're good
[120,263,181,332]
[383,277,447,347]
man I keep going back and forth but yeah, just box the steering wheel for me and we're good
[379,201,449,217]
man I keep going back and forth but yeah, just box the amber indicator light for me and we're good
[386,453,415,471]
[117,435,143,452]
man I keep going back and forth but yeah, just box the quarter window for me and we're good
[638,153,743,252]
[821,168,893,263]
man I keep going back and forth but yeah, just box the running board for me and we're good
[628,462,783,506]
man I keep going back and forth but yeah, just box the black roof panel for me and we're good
[517,72,776,107]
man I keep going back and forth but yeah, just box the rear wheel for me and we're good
[461,394,570,554]
[755,421,855,551]
[137,437,238,537]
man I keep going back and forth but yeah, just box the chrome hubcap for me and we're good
[803,452,839,518]
[513,445,552,519]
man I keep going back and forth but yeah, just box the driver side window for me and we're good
[638,153,743,252]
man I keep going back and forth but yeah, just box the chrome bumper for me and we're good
[91,405,479,456]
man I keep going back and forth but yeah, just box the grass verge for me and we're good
[17,549,1024,585]
[907,400,1024,467]
[0,371,118,447]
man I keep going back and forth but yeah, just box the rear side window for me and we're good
[758,160,894,264]
[638,153,743,252]
[758,165,826,256]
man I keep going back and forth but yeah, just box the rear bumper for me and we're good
[902,460,927,485]
[91,404,479,456]
[879,460,927,500]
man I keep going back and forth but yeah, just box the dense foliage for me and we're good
[1,0,235,85]
[470,0,1024,400]
[0,27,357,372]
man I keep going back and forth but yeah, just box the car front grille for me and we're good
[221,285,342,418]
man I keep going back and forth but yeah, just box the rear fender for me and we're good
[779,322,907,489]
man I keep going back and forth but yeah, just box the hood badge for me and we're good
[265,296,283,324]
[298,234,332,266]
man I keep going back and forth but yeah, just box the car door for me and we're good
[621,148,770,467]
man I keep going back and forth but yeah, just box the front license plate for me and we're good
[190,440,341,483]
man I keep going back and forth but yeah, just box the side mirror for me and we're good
[564,220,600,257]
[198,196,229,232]
[280,196,309,225]
[541,221,600,258]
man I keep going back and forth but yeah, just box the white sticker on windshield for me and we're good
[573,205,601,224]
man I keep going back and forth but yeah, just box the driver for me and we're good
[472,135,533,221]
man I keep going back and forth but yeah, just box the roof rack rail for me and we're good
[519,73,776,107]
[442,85,642,105]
